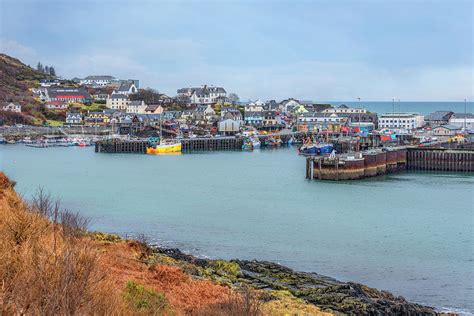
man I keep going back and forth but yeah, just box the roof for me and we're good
[145,104,162,111]
[245,111,264,118]
[47,88,91,99]
[452,113,474,119]
[436,124,461,130]
[83,75,115,81]
[380,112,421,118]
[426,111,453,121]
[110,93,128,99]
[117,82,134,92]
[180,86,226,96]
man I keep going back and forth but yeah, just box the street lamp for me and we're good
[357,97,361,132]
[464,98,467,131]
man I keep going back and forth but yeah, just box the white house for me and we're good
[245,100,265,112]
[80,75,116,87]
[433,124,461,136]
[127,100,147,114]
[66,112,82,125]
[113,82,138,96]
[177,85,227,105]
[106,94,130,110]
[298,112,347,125]
[279,98,302,113]
[2,102,21,113]
[321,104,367,114]
[378,113,425,130]
[449,113,474,130]
[45,101,68,110]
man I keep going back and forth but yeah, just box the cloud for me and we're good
[148,60,473,101]
[0,39,37,65]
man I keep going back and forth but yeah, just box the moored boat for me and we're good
[147,140,182,154]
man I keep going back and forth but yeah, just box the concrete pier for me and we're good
[95,137,245,153]
[306,147,474,180]
[406,148,474,172]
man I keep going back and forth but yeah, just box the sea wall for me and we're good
[308,148,408,181]
[307,147,473,180]
[406,148,474,171]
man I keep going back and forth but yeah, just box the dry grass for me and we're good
[0,177,126,314]
[192,286,263,316]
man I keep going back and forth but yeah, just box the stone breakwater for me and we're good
[155,247,439,315]
[306,147,474,180]
[306,148,407,181]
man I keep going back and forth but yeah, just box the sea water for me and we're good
[1,145,473,313]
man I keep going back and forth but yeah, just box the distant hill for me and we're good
[0,53,53,124]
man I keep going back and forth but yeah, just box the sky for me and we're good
[0,0,472,101]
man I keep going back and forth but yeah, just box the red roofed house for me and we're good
[45,88,92,104]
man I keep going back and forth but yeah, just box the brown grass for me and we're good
[0,173,265,315]
[0,176,125,314]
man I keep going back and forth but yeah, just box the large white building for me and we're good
[80,75,116,87]
[127,100,147,114]
[378,112,425,130]
[321,104,367,114]
[106,93,130,110]
[177,85,226,105]
[449,113,474,131]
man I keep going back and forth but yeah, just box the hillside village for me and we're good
[1,53,473,139]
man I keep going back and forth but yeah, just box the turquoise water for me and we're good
[328,101,473,115]
[1,145,473,313]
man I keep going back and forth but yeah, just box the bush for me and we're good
[0,184,123,314]
[193,286,263,316]
[212,260,241,277]
[124,280,169,314]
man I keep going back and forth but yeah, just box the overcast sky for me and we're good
[1,0,472,101]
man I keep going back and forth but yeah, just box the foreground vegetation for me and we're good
[0,172,438,315]
[0,173,328,315]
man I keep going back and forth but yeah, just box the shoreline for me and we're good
[121,238,440,315]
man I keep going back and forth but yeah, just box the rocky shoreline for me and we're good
[153,246,440,315]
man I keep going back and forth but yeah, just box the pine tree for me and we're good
[49,66,56,77]
[44,65,50,74]
[37,62,43,72]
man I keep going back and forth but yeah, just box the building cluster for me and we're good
[2,72,472,139]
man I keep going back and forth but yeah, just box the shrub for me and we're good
[193,286,263,316]
[124,280,169,314]
[0,184,123,314]
[212,260,241,277]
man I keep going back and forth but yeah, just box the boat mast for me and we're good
[160,113,163,144]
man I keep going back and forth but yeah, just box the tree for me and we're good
[37,62,43,72]
[49,66,56,77]
[228,93,240,105]
[129,88,163,104]
[44,65,50,75]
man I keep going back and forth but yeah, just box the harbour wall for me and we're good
[306,147,474,180]
[406,148,474,172]
[95,137,244,153]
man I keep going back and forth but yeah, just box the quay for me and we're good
[306,147,474,180]
[95,136,244,153]
[181,137,243,152]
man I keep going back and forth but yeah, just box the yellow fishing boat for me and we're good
[146,141,182,154]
